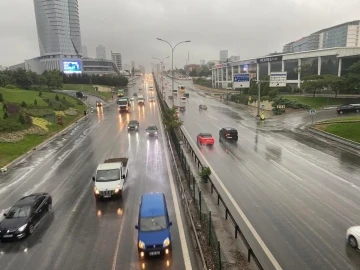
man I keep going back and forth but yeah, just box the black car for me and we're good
[219,127,238,142]
[337,104,360,114]
[128,120,139,131]
[96,101,102,107]
[0,193,52,241]
[199,104,207,110]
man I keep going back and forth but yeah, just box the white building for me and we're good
[82,45,88,57]
[123,64,130,71]
[96,45,107,60]
[220,50,228,63]
[212,47,360,89]
[111,51,122,70]
[283,20,360,53]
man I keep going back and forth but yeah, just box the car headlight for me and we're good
[139,240,145,249]
[127,126,130,129]
[115,185,121,193]
[17,224,28,232]
[154,132,157,135]
[94,186,99,195]
[146,132,149,134]
[163,237,170,247]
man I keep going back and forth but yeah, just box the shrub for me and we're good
[3,103,7,112]
[0,118,25,132]
[19,113,25,124]
[6,103,20,115]
[55,94,59,101]
[63,96,66,100]
[230,94,249,105]
[5,84,17,89]
[272,108,286,115]
[39,91,43,97]
[3,111,8,119]
[34,99,37,106]
[21,101,27,108]
[0,93,3,102]
[23,108,55,117]
[261,96,270,101]
[59,98,73,108]
[269,89,278,99]
[199,167,211,180]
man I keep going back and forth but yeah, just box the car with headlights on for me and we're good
[197,133,214,146]
[149,97,155,102]
[146,125,158,137]
[0,193,52,241]
[96,101,102,107]
[346,226,360,248]
[128,120,139,131]
[199,104,207,110]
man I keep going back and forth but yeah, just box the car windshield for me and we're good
[147,126,157,131]
[140,216,167,231]
[96,169,120,182]
[129,121,138,125]
[118,100,128,105]
[200,134,212,138]
[6,205,31,218]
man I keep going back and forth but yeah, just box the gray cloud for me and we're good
[1,0,360,71]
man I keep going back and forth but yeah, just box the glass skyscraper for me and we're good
[33,0,82,57]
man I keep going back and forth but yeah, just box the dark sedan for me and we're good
[337,104,360,114]
[128,120,139,131]
[0,193,52,241]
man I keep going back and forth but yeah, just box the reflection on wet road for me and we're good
[0,77,194,270]
[160,77,360,270]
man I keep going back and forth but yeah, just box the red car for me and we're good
[197,133,215,146]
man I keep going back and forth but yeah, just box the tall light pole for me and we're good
[156,38,191,93]
[153,56,169,99]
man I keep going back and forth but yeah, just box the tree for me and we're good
[302,75,327,97]
[189,69,198,77]
[14,68,33,89]
[55,94,59,101]
[323,75,346,98]
[0,93,3,102]
[34,99,38,105]
[39,91,43,97]
[345,60,360,92]
[43,70,63,90]
[21,101,27,108]
[162,106,183,131]
[3,111,8,119]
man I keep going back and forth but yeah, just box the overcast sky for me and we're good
[0,0,360,71]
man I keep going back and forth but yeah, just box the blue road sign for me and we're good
[233,73,250,88]
[310,109,316,115]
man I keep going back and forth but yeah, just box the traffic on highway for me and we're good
[156,74,360,270]
[0,75,195,270]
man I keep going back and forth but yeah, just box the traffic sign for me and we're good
[233,73,250,88]
[310,109,316,115]
[261,104,265,109]
[277,105,285,109]
[270,72,287,87]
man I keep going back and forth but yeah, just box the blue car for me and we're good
[135,193,172,259]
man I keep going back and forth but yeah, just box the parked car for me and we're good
[0,193,52,241]
[337,104,360,114]
[219,127,238,142]
[197,133,214,146]
[199,104,207,110]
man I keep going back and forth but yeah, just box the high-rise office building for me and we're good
[228,56,240,62]
[33,0,82,57]
[220,50,228,63]
[283,20,360,53]
[111,51,122,70]
[96,45,107,60]
[82,45,88,57]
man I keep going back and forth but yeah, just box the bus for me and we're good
[117,89,125,97]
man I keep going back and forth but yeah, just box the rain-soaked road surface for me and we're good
[0,77,196,270]
[159,76,360,270]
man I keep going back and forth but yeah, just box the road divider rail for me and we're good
[154,73,266,270]
[308,126,360,150]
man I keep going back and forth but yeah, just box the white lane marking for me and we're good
[182,127,283,270]
[155,87,192,269]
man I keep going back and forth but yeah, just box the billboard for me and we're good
[62,60,82,74]
[233,73,250,88]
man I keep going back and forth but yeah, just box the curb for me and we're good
[308,126,360,150]
[2,93,90,170]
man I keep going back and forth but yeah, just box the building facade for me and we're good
[220,50,228,63]
[33,0,82,57]
[212,47,360,89]
[283,20,360,53]
[111,51,122,70]
[82,45,88,57]
[96,45,106,60]
[228,55,240,62]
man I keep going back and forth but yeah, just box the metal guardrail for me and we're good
[153,73,265,270]
[308,126,360,150]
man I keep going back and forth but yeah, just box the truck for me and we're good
[138,95,145,105]
[117,89,125,97]
[92,158,129,199]
[174,96,185,112]
[118,98,130,113]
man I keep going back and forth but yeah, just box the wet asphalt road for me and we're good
[0,76,196,270]
[159,76,360,270]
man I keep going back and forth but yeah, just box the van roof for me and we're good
[140,193,166,217]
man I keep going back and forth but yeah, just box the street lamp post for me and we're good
[156,38,191,94]
[153,56,169,99]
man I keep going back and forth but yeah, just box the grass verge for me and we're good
[283,96,360,109]
[316,122,360,143]
[63,84,113,100]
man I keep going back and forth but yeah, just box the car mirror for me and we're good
[121,174,125,179]
[135,225,139,230]
[92,176,95,181]
[169,221,172,226]
[3,213,7,217]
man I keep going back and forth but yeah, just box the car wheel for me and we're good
[28,223,35,235]
[47,203,52,212]
[349,236,358,248]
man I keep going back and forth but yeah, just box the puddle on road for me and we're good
[210,106,244,120]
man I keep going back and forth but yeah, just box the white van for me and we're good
[138,95,145,104]
[181,97,187,103]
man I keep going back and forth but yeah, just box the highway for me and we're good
[0,76,196,270]
[158,75,360,270]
